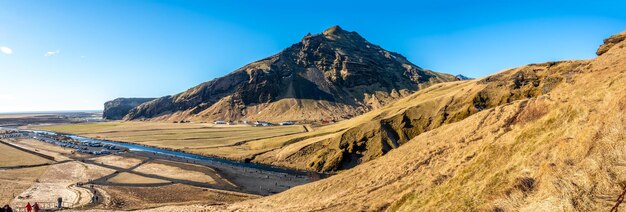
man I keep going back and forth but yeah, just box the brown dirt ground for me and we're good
[0,166,48,204]
[107,172,170,185]
[12,161,114,207]
[134,160,223,185]
[99,184,255,210]
[92,155,145,169]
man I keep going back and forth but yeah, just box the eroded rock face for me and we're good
[455,74,473,80]
[124,26,456,122]
[103,98,155,120]
[597,31,626,56]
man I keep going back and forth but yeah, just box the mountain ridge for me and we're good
[216,29,626,211]
[120,26,456,122]
[102,98,155,120]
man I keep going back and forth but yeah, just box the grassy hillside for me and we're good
[222,31,626,211]
[33,60,594,173]
[251,59,578,172]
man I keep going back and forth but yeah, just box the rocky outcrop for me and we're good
[597,31,626,56]
[124,26,456,122]
[254,60,577,172]
[455,74,473,80]
[224,30,626,212]
[103,98,155,120]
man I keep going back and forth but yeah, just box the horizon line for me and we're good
[0,109,102,114]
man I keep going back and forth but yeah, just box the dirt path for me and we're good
[80,156,242,191]
[5,136,311,210]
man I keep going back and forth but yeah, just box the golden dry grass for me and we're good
[32,121,307,159]
[133,160,218,185]
[107,172,170,184]
[92,155,144,169]
[99,184,255,211]
[220,31,626,211]
[9,138,74,161]
[0,141,51,167]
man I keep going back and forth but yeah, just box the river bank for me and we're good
[5,128,320,195]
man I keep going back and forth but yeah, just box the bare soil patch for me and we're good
[92,155,144,169]
[0,166,47,204]
[134,160,219,185]
[12,161,114,207]
[100,184,255,210]
[107,172,170,185]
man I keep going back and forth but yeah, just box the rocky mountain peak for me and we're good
[121,26,456,122]
[323,25,346,35]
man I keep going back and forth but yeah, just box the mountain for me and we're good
[455,74,473,80]
[218,30,626,211]
[103,98,155,120]
[250,58,570,172]
[122,26,456,122]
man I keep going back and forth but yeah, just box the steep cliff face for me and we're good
[124,26,456,122]
[103,98,155,120]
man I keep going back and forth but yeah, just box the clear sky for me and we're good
[1,0,625,112]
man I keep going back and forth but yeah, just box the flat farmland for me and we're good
[33,121,307,158]
[0,141,51,168]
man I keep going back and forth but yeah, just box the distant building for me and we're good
[279,121,295,126]
[214,121,227,124]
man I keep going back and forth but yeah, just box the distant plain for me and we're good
[33,121,308,160]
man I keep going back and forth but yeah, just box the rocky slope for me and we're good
[218,30,626,211]
[455,74,473,80]
[251,58,573,172]
[103,98,155,120]
[123,26,456,122]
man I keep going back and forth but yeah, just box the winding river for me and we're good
[28,129,313,176]
[1,127,322,195]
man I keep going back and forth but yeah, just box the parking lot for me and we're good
[32,133,128,155]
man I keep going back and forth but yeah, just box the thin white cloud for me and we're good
[0,46,13,55]
[45,50,60,57]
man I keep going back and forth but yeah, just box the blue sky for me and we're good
[1,0,625,112]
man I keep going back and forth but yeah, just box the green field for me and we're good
[34,121,308,159]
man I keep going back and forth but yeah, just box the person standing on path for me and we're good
[32,203,39,212]
[3,204,13,212]
[57,197,63,208]
[25,202,32,212]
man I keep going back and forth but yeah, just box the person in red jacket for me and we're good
[25,202,32,212]
[32,203,40,212]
